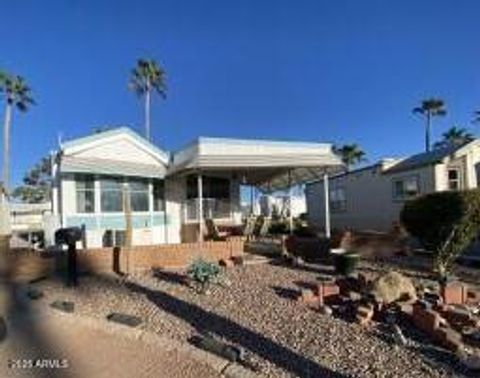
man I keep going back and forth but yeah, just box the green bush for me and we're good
[400,188,480,277]
[187,259,220,293]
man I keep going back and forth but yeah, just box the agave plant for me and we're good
[187,259,220,293]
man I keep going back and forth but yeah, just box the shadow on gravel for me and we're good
[125,280,349,378]
[268,259,336,278]
[1,252,73,378]
[271,286,298,300]
[152,268,189,287]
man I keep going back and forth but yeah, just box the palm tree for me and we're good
[0,72,34,193]
[413,98,447,153]
[128,59,167,141]
[433,126,474,149]
[333,144,366,171]
[473,110,480,124]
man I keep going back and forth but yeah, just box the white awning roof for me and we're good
[170,137,344,192]
[61,156,167,178]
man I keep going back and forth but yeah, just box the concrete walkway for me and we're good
[0,298,224,378]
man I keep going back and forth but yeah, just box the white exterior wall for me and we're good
[67,134,166,165]
[306,163,437,232]
[164,176,184,244]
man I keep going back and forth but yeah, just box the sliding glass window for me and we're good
[76,174,95,213]
[100,178,123,212]
[129,179,149,212]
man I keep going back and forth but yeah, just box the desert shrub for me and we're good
[400,188,480,277]
[187,259,220,293]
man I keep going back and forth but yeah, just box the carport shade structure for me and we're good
[169,137,345,241]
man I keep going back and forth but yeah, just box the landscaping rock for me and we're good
[0,316,7,343]
[347,291,362,302]
[434,327,464,352]
[50,300,74,313]
[299,289,317,304]
[106,312,142,327]
[26,288,44,300]
[191,333,243,363]
[219,259,234,268]
[370,271,417,304]
[319,305,333,316]
[356,304,374,326]
[458,349,480,371]
[392,324,407,346]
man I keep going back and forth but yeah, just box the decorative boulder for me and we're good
[370,271,417,304]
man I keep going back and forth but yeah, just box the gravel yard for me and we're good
[31,256,478,378]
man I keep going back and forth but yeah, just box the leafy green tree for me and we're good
[12,157,52,203]
[433,126,474,149]
[413,98,447,153]
[0,71,35,193]
[333,144,366,170]
[128,59,167,141]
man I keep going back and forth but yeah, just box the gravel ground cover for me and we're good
[31,256,478,378]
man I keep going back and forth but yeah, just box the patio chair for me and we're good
[242,216,257,240]
[258,217,271,238]
[252,216,271,238]
[205,218,229,241]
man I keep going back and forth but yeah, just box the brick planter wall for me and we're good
[74,236,246,274]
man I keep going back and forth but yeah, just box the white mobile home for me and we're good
[51,127,342,248]
[306,140,480,232]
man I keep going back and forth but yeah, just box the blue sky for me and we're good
[1,0,480,185]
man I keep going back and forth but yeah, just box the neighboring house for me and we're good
[10,202,52,233]
[306,140,480,232]
[51,127,342,248]
[258,194,306,218]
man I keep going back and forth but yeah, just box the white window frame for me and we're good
[447,167,462,191]
[392,175,420,201]
[330,187,346,212]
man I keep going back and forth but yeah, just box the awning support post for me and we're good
[250,185,254,216]
[323,173,331,238]
[288,170,293,234]
[197,173,203,243]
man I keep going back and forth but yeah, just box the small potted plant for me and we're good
[332,249,359,276]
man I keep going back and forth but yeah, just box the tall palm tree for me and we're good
[333,144,366,171]
[413,98,447,153]
[128,59,167,141]
[473,110,480,124]
[0,72,34,193]
[433,126,474,149]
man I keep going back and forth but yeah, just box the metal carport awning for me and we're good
[169,137,346,241]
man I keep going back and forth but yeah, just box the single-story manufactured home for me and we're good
[306,139,480,232]
[50,127,343,248]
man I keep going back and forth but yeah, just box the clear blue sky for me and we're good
[2,0,480,185]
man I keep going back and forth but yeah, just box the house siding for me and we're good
[306,164,436,232]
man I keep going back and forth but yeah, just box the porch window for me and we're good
[185,175,231,219]
[76,174,95,213]
[448,168,461,190]
[330,187,346,212]
[100,178,123,212]
[393,176,420,200]
[129,179,149,212]
[153,179,165,211]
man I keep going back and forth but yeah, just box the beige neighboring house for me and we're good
[306,139,480,232]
